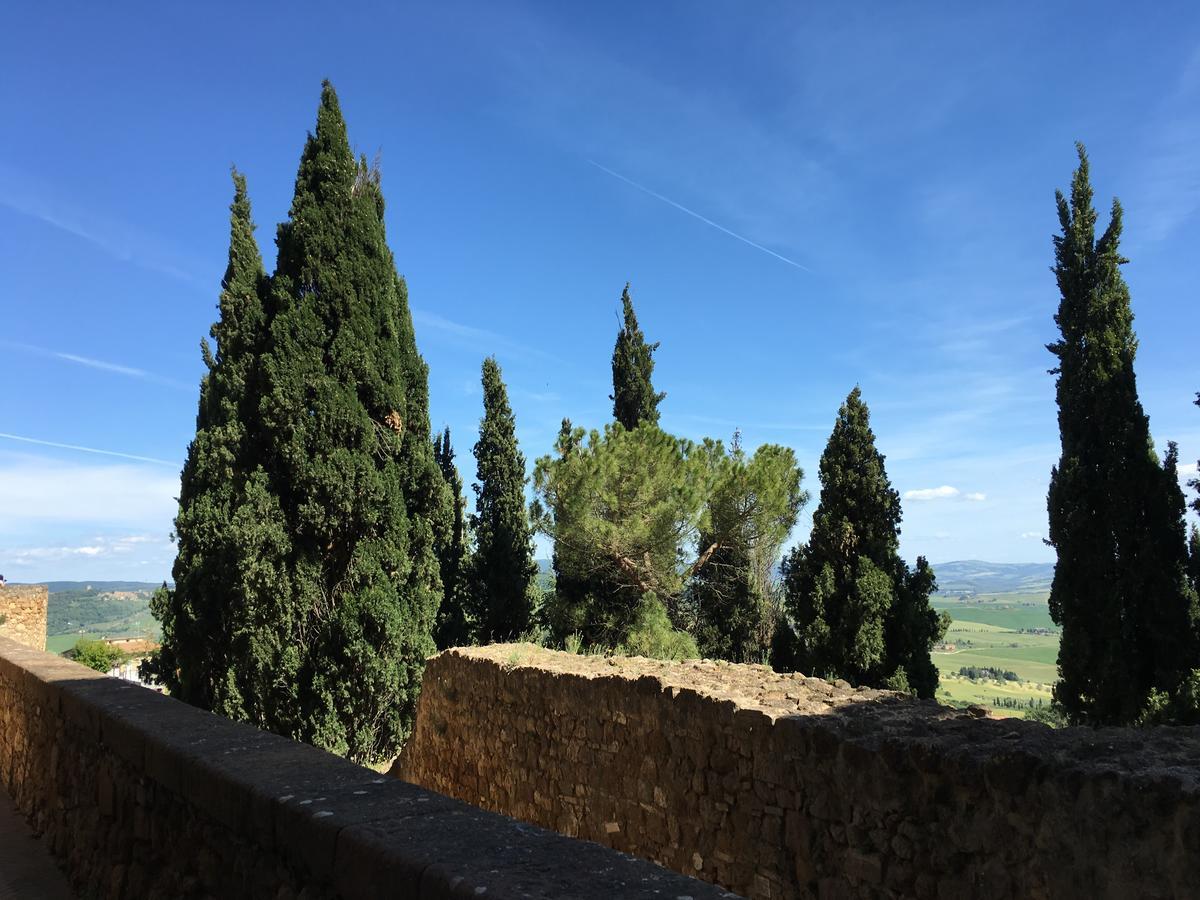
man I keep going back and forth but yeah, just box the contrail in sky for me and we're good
[586,159,811,273]
[0,432,176,466]
[0,341,191,390]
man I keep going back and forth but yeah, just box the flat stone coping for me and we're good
[0,636,738,899]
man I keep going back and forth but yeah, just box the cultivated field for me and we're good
[931,591,1058,717]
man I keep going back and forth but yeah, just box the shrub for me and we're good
[619,593,698,661]
[72,638,123,673]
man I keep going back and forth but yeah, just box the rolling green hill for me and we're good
[44,584,161,654]
[931,588,1058,718]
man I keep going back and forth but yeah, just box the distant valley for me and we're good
[42,582,162,654]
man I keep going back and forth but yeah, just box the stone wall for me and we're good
[396,644,1200,900]
[0,636,733,900]
[0,584,48,650]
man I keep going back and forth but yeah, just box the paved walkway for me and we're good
[0,793,74,900]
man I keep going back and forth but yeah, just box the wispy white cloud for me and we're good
[1,341,192,390]
[412,309,561,363]
[670,413,829,433]
[2,534,175,583]
[0,162,198,283]
[904,485,960,501]
[0,458,178,529]
[1128,45,1200,244]
[904,485,987,502]
[587,160,811,272]
[1020,532,1044,540]
[0,433,176,466]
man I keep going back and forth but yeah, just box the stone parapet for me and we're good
[396,644,1200,900]
[0,635,733,899]
[0,584,48,651]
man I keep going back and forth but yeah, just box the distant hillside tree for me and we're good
[469,357,539,642]
[775,388,946,698]
[610,283,665,430]
[432,427,473,649]
[154,169,271,717]
[1046,145,1199,726]
[685,435,806,663]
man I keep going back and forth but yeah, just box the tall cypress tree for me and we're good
[253,82,445,762]
[1190,398,1200,597]
[610,283,665,430]
[433,427,472,648]
[155,169,268,714]
[1046,144,1198,726]
[469,357,539,642]
[776,388,945,697]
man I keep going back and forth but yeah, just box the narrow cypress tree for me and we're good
[1046,145,1198,725]
[432,427,472,649]
[156,169,268,713]
[776,388,944,697]
[610,283,665,429]
[469,357,539,642]
[254,82,445,762]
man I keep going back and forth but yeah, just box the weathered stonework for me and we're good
[0,636,733,900]
[0,584,48,651]
[396,644,1200,900]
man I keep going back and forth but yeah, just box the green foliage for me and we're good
[1136,670,1200,726]
[684,435,806,662]
[533,421,716,646]
[155,83,447,765]
[882,668,911,695]
[1046,145,1199,726]
[47,589,154,637]
[73,638,123,673]
[958,666,1021,682]
[469,357,539,642]
[432,427,473,649]
[776,388,944,697]
[156,165,269,717]
[1025,702,1069,728]
[610,284,665,430]
[619,593,698,661]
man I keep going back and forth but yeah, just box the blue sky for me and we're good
[2,2,1198,582]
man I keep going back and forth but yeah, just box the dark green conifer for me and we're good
[432,427,472,648]
[469,357,539,642]
[776,388,945,697]
[1046,145,1199,725]
[156,169,269,715]
[254,82,446,762]
[610,283,665,430]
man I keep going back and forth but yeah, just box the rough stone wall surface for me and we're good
[0,636,733,900]
[396,644,1200,900]
[0,584,48,651]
